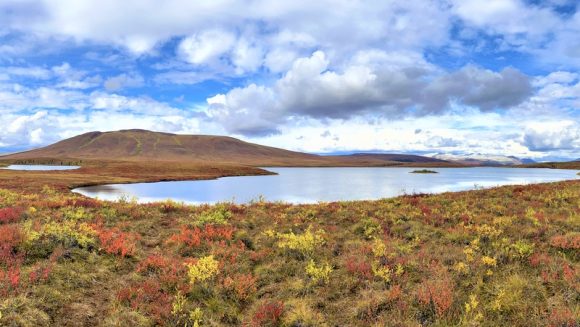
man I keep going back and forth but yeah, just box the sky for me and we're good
[0,0,579,161]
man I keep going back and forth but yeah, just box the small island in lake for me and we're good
[410,169,439,174]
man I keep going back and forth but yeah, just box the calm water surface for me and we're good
[1,165,80,171]
[73,167,579,204]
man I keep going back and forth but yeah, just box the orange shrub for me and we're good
[94,226,138,257]
[167,225,235,248]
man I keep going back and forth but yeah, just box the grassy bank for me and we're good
[0,177,578,326]
[0,159,271,193]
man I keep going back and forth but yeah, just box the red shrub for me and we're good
[0,225,23,265]
[213,241,246,266]
[386,284,400,299]
[28,264,52,284]
[167,225,235,249]
[136,254,189,291]
[137,254,170,273]
[417,277,454,317]
[0,207,23,224]
[561,264,577,284]
[529,253,552,267]
[541,270,558,284]
[550,234,580,249]
[251,301,284,327]
[94,226,138,257]
[223,273,257,302]
[249,249,271,263]
[0,264,22,296]
[548,308,576,327]
[345,256,373,280]
[117,279,172,324]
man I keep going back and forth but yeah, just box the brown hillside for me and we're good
[2,130,329,165]
[1,129,455,167]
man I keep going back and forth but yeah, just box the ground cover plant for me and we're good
[0,178,577,326]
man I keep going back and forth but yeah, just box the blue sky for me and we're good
[0,0,578,161]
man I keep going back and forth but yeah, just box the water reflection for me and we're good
[1,165,80,171]
[73,167,579,204]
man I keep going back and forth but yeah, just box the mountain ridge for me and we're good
[1,130,452,167]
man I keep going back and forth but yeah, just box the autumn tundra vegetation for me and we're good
[0,176,578,326]
[0,131,578,326]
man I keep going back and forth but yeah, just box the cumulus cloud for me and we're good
[423,66,533,112]
[0,0,578,160]
[178,30,237,66]
[207,51,532,136]
[0,1,452,61]
[523,122,580,151]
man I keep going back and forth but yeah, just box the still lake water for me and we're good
[73,167,579,204]
[1,165,80,171]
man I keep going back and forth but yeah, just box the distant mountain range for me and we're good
[0,130,455,167]
[4,129,565,168]
[432,153,536,166]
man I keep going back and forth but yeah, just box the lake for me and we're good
[1,165,80,171]
[72,167,579,204]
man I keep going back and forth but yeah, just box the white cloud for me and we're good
[179,29,237,66]
[523,122,580,151]
[0,1,453,62]
[0,0,578,160]
[451,0,561,39]
[208,51,532,136]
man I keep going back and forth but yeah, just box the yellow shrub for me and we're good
[305,260,332,284]
[0,189,19,206]
[463,237,480,262]
[474,224,502,238]
[187,255,219,285]
[463,247,475,262]
[511,240,534,259]
[465,294,479,314]
[481,256,497,267]
[277,226,325,256]
[171,291,187,315]
[372,263,391,282]
[263,229,276,238]
[525,208,540,226]
[361,218,381,240]
[454,262,468,274]
[194,205,231,226]
[371,238,387,258]
[41,185,58,196]
[23,220,96,248]
[395,263,405,276]
[462,294,484,324]
[283,300,327,327]
[493,215,515,228]
[62,207,92,221]
[189,308,203,327]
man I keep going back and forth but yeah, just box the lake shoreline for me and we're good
[72,167,580,205]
